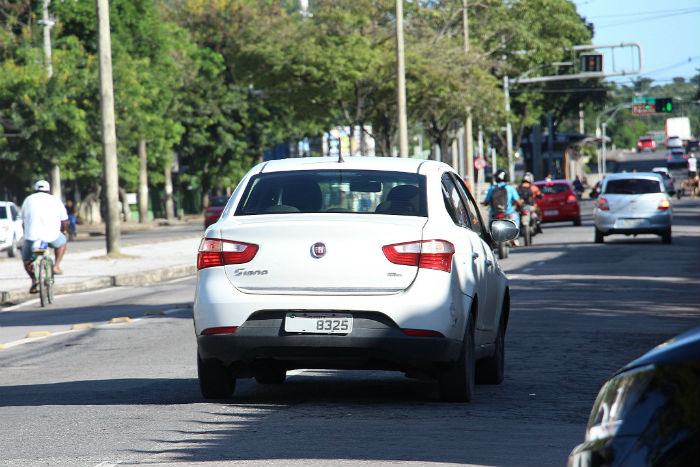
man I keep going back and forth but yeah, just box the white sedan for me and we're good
[194,156,518,401]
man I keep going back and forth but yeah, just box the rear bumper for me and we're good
[197,310,461,376]
[595,211,671,234]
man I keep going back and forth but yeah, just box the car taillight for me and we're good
[658,198,671,210]
[197,238,259,269]
[382,240,455,272]
[566,194,577,203]
[597,197,610,211]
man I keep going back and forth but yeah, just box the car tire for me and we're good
[594,228,604,244]
[197,352,235,399]
[662,228,672,244]
[7,235,17,257]
[573,216,581,227]
[439,312,475,402]
[476,297,507,385]
[255,368,287,384]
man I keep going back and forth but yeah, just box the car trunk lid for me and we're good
[219,214,428,295]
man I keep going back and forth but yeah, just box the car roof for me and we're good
[252,156,451,176]
[603,172,663,182]
[534,179,571,185]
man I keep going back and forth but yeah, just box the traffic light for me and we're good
[655,97,673,113]
[581,53,603,72]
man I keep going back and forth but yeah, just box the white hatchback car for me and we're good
[0,201,23,257]
[194,156,518,401]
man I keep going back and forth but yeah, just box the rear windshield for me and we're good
[538,183,570,195]
[671,150,685,156]
[604,178,661,195]
[210,196,229,207]
[234,170,427,216]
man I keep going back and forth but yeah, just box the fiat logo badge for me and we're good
[311,242,326,258]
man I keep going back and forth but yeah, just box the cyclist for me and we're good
[483,169,522,245]
[20,180,69,293]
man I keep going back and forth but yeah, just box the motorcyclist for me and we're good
[517,172,543,233]
[483,169,522,245]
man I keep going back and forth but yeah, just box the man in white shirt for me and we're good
[21,180,69,293]
[688,154,697,179]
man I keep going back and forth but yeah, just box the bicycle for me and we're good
[31,241,55,307]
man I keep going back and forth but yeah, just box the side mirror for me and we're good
[490,219,519,243]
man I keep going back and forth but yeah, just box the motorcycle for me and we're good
[519,204,540,246]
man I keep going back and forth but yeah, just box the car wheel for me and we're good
[439,312,475,402]
[594,228,604,244]
[522,224,531,246]
[573,216,581,227]
[662,228,672,244]
[7,235,17,257]
[254,368,287,384]
[197,352,235,399]
[476,297,507,385]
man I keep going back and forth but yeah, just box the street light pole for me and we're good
[395,0,409,158]
[503,75,514,181]
[462,0,474,185]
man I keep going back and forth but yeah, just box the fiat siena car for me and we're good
[194,156,518,401]
[593,173,672,244]
[568,327,699,467]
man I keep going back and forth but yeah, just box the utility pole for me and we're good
[503,75,514,181]
[96,0,121,254]
[462,0,474,187]
[395,0,409,158]
[39,0,62,200]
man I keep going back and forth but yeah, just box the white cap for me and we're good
[34,180,50,192]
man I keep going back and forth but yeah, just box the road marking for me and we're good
[109,317,132,324]
[26,331,51,338]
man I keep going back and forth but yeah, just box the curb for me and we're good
[1,265,196,306]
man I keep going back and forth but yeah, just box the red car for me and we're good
[533,180,581,226]
[203,196,230,228]
[636,136,657,152]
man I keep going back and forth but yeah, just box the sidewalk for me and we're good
[0,217,203,306]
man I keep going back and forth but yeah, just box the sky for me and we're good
[572,0,700,85]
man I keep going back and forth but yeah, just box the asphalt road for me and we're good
[1,157,698,467]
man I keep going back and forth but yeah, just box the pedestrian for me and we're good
[64,199,78,240]
[20,180,69,293]
[688,153,697,179]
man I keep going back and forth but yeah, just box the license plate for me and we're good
[620,218,645,227]
[284,313,353,334]
[544,209,559,216]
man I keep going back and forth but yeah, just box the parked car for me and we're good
[666,149,688,168]
[567,327,700,467]
[650,167,676,196]
[203,196,230,228]
[194,156,519,401]
[593,172,672,244]
[636,136,656,152]
[685,138,699,155]
[533,180,581,226]
[0,201,23,257]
